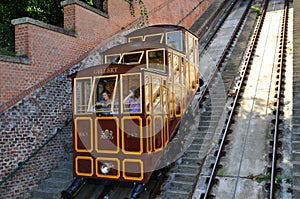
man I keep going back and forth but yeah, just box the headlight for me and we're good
[100,163,113,174]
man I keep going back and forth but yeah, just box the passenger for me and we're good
[96,90,112,114]
[123,86,141,112]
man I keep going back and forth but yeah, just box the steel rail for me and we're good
[198,0,238,54]
[197,0,253,109]
[202,0,270,197]
[269,0,288,198]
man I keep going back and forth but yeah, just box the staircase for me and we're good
[31,155,73,199]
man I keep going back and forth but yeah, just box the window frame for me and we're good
[105,54,121,64]
[88,75,119,114]
[128,36,143,43]
[74,77,92,115]
[166,30,183,51]
[119,51,144,65]
[144,33,164,43]
[120,73,143,114]
[146,48,166,72]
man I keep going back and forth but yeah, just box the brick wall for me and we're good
[0,0,214,197]
[0,62,82,198]
[0,0,213,108]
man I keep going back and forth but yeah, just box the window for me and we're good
[105,54,121,64]
[188,63,196,91]
[128,36,143,43]
[173,54,182,116]
[89,75,119,114]
[74,78,92,114]
[173,54,181,85]
[152,77,162,113]
[188,35,198,64]
[147,49,165,71]
[166,31,182,51]
[144,33,164,43]
[162,80,168,113]
[120,51,144,64]
[121,74,142,113]
[145,75,151,113]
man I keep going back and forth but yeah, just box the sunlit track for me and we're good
[200,0,270,196]
[269,0,289,198]
[199,0,291,198]
[197,0,238,55]
[153,0,257,198]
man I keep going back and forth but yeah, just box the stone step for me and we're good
[173,173,198,182]
[293,133,300,141]
[188,144,202,151]
[164,189,191,199]
[30,158,73,198]
[180,157,203,167]
[177,165,201,175]
[199,121,219,126]
[51,168,73,179]
[183,151,201,159]
[292,141,300,151]
[169,181,195,192]
[58,160,73,170]
[32,187,61,199]
[40,177,71,189]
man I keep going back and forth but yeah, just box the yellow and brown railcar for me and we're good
[72,25,199,184]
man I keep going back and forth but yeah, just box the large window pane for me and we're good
[144,33,163,43]
[188,35,195,64]
[173,54,181,84]
[120,52,143,64]
[91,76,119,115]
[152,77,162,113]
[121,74,142,113]
[166,31,182,51]
[145,75,151,113]
[147,49,165,71]
[105,54,121,64]
[74,78,92,114]
[128,36,143,43]
[162,80,168,113]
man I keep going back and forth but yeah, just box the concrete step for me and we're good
[169,181,194,192]
[51,168,73,180]
[177,165,201,175]
[30,158,73,198]
[164,189,191,199]
[58,160,73,170]
[31,187,61,199]
[40,177,71,189]
[173,173,198,182]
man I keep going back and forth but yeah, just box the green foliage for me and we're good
[248,173,254,179]
[217,168,225,176]
[251,5,261,16]
[275,175,282,183]
[0,0,148,56]
[0,0,92,56]
[285,176,292,183]
[248,172,271,183]
[0,22,14,53]
[129,0,149,26]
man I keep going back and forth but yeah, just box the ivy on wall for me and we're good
[128,0,149,26]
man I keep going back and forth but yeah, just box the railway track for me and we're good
[199,0,291,198]
[154,0,259,198]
